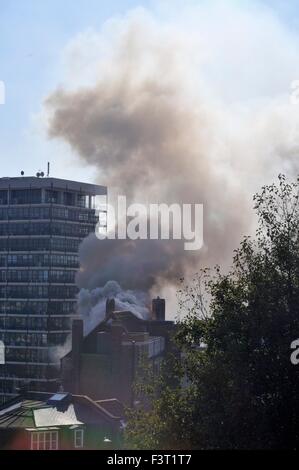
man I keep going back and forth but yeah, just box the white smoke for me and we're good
[78,280,150,335]
[49,334,72,367]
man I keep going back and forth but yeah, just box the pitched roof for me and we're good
[111,312,148,332]
[0,393,121,429]
[0,400,44,429]
[34,404,83,427]
[96,399,125,420]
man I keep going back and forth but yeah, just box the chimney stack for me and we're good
[105,298,115,320]
[152,297,166,321]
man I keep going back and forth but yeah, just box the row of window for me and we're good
[31,431,59,451]
[0,379,52,396]
[30,429,84,451]
[0,222,92,237]
[0,189,92,209]
[0,285,78,299]
[0,253,79,268]
[0,237,81,252]
[5,347,49,363]
[0,191,8,205]
[3,363,58,379]
[45,190,90,208]
[9,189,42,205]
[0,316,71,331]
[0,381,16,396]
[0,300,76,315]
[0,269,77,283]
[0,189,42,206]
[137,337,165,359]
[0,206,98,223]
[0,331,68,346]
[51,207,98,222]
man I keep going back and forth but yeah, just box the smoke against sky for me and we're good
[44,2,299,317]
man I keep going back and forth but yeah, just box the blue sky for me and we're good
[0,0,155,180]
[0,0,298,182]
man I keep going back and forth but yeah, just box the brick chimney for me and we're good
[152,297,166,321]
[105,298,115,320]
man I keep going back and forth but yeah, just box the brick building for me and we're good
[61,298,175,406]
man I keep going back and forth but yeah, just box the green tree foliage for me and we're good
[125,175,299,449]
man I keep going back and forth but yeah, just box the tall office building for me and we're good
[0,176,106,403]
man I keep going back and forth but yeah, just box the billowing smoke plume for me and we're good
[77,235,197,292]
[78,280,149,335]
[44,4,299,320]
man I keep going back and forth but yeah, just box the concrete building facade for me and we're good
[0,176,106,403]
[61,298,175,406]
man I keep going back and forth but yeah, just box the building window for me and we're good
[0,340,4,364]
[30,431,58,450]
[74,429,84,448]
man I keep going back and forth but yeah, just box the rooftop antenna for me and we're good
[47,162,50,177]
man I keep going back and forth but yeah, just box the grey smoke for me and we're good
[44,6,299,309]
[49,334,72,367]
[78,280,149,335]
[50,281,149,361]
[76,234,197,293]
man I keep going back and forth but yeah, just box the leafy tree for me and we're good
[125,175,299,449]
[124,352,193,449]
